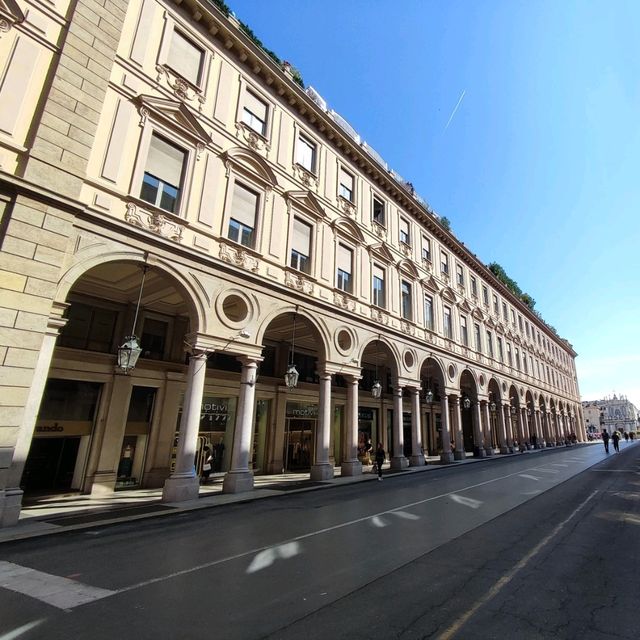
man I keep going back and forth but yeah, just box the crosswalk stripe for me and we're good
[0,561,115,611]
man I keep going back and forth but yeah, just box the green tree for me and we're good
[440,216,451,231]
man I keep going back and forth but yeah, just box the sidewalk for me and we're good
[0,445,583,544]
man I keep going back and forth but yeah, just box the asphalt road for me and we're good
[1,440,638,640]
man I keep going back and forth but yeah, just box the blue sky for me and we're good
[230,0,640,410]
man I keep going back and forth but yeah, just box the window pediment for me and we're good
[421,275,440,293]
[441,286,458,304]
[221,146,279,189]
[472,308,486,321]
[458,299,473,313]
[367,242,394,264]
[285,190,327,220]
[0,0,25,26]
[332,216,364,242]
[135,95,211,147]
[397,259,420,279]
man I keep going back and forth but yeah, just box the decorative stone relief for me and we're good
[338,197,356,217]
[156,66,205,110]
[373,222,387,240]
[285,271,314,295]
[219,242,259,272]
[422,258,432,272]
[400,243,413,258]
[125,203,185,242]
[234,122,270,152]
[0,20,11,36]
[401,320,415,336]
[293,164,318,190]
[333,292,356,311]
[371,308,389,325]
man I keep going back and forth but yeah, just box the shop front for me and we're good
[23,379,102,494]
[284,401,317,472]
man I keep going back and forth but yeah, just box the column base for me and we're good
[162,475,200,503]
[499,446,510,454]
[409,455,425,466]
[390,455,409,470]
[222,471,254,494]
[485,447,495,457]
[310,463,334,481]
[454,450,466,460]
[473,447,486,458]
[0,487,23,528]
[89,472,117,496]
[440,451,454,464]
[341,460,362,476]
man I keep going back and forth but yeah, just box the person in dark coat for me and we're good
[602,430,610,453]
[374,443,386,481]
[612,430,620,453]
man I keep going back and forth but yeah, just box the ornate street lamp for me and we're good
[117,265,148,373]
[371,336,382,399]
[284,309,299,389]
[424,388,434,404]
[462,394,472,410]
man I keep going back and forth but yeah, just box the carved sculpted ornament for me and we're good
[333,292,356,311]
[219,243,259,273]
[125,203,184,242]
[235,122,270,153]
[156,66,205,110]
[285,271,314,295]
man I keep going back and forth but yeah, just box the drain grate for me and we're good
[42,504,174,526]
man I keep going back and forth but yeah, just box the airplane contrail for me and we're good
[444,89,466,131]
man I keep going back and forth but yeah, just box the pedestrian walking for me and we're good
[374,443,386,481]
[624,431,629,442]
[612,430,620,453]
[602,430,610,453]
[200,446,213,484]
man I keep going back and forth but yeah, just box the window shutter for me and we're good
[232,183,258,227]
[244,91,268,122]
[168,31,203,85]
[340,168,353,191]
[292,218,312,255]
[146,134,185,187]
[337,244,352,273]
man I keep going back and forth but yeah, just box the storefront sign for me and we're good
[358,408,374,421]
[286,402,318,419]
[34,421,93,436]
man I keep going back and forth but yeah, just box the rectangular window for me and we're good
[372,196,385,226]
[487,331,494,358]
[424,294,434,330]
[295,134,316,172]
[474,323,481,352]
[493,294,499,315]
[456,264,464,287]
[421,236,431,262]
[498,337,504,362]
[471,277,477,297]
[336,244,353,293]
[525,322,530,338]
[511,309,516,326]
[372,264,385,308]
[59,302,117,353]
[141,317,168,360]
[502,302,508,322]
[443,305,452,339]
[515,348,520,370]
[506,342,512,366]
[242,90,268,136]
[399,218,410,245]
[440,251,449,275]
[401,280,412,320]
[523,353,528,374]
[167,30,203,85]
[228,182,258,247]
[140,133,186,213]
[530,355,534,374]
[290,217,312,273]
[339,168,354,202]
[460,314,468,346]
[518,315,524,332]
[482,285,489,306]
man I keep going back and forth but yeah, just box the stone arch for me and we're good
[358,335,401,377]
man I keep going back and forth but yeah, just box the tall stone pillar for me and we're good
[473,401,485,457]
[453,396,465,460]
[483,402,494,456]
[311,371,334,480]
[499,404,511,453]
[440,395,454,463]
[341,375,362,476]
[409,387,424,466]
[223,358,259,493]
[391,385,409,469]
[517,408,527,450]
[162,350,209,502]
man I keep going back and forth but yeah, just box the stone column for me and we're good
[534,410,544,447]
[1,307,66,527]
[495,403,508,453]
[162,350,209,502]
[440,395,454,463]
[517,408,527,450]
[391,385,409,469]
[223,358,259,493]
[409,387,424,466]
[473,401,485,457]
[311,371,334,480]
[483,402,494,456]
[341,375,362,476]
[453,396,465,460]
[503,404,515,452]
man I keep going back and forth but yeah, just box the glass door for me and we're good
[284,418,315,472]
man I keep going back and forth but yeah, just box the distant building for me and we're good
[582,396,639,436]
[0,0,585,527]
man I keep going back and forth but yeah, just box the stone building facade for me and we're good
[582,396,639,437]
[0,0,585,526]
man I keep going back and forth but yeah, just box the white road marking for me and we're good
[0,562,115,611]
[519,474,541,481]
[245,542,300,574]
[450,494,483,509]
[370,516,387,527]
[533,468,560,474]
[392,510,420,520]
[0,620,45,640]
[551,463,569,467]
[435,490,599,640]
